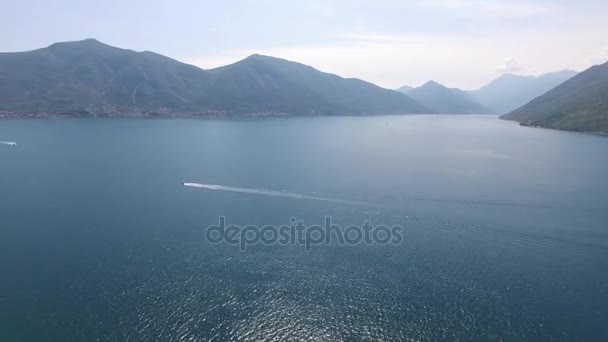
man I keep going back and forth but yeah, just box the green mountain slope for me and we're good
[204,54,430,115]
[0,39,208,116]
[0,39,431,117]
[501,61,608,132]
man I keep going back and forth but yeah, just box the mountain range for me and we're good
[0,39,431,118]
[468,70,578,114]
[502,60,608,132]
[396,71,578,115]
[1,39,606,132]
[398,81,493,114]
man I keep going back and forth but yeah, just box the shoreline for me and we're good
[498,116,608,137]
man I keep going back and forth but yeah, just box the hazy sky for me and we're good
[2,0,608,89]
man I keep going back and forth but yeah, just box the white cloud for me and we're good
[497,57,524,74]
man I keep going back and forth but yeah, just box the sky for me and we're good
[1,0,608,89]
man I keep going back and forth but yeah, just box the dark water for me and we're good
[1,115,607,341]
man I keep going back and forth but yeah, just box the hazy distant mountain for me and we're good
[502,61,608,132]
[0,39,431,117]
[403,81,493,114]
[396,85,413,94]
[468,70,578,114]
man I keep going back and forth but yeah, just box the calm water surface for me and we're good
[1,115,607,341]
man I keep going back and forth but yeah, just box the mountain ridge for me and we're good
[398,80,493,114]
[0,39,432,118]
[468,70,578,114]
[501,61,608,132]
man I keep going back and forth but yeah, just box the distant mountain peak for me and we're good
[233,54,297,68]
[497,72,523,78]
[421,80,443,87]
[545,69,578,76]
[48,38,108,49]
[245,53,262,59]
[396,85,413,94]
[406,80,492,114]
[80,38,103,44]
[244,53,283,62]
[493,70,577,84]
[469,70,579,114]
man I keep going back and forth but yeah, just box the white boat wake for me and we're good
[183,182,365,205]
[0,141,17,146]
[182,183,608,254]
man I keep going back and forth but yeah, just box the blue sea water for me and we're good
[0,115,607,341]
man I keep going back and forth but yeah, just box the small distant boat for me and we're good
[0,141,17,146]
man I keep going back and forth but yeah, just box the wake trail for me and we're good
[183,182,608,255]
[183,182,369,206]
